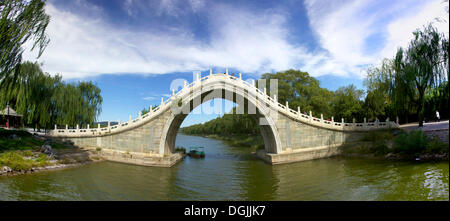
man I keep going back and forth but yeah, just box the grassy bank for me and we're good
[0,151,51,171]
[0,128,67,151]
[1,128,100,175]
[342,129,449,160]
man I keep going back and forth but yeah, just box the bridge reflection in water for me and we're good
[1,133,447,200]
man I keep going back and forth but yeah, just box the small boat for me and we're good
[187,146,205,158]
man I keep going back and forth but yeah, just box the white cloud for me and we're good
[23,2,308,79]
[303,0,449,78]
[380,0,449,59]
[22,0,449,80]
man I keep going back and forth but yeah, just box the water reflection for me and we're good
[0,133,448,201]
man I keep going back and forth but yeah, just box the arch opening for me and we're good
[160,87,281,156]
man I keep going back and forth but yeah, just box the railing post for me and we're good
[98,123,100,129]
[342,118,344,124]
[264,88,267,95]
[309,111,312,122]
[150,105,153,113]
[321,114,323,122]
[54,124,57,130]
[251,79,255,87]
[196,73,200,82]
[210,68,212,76]
[297,106,300,115]
[364,117,366,123]
[107,121,110,130]
[386,117,390,128]
[239,73,242,80]
[184,81,187,88]
[353,118,355,124]
[331,116,334,123]
[225,68,228,75]
[172,89,175,96]
[87,124,90,130]
[396,116,399,125]
[139,111,142,119]
[129,114,132,123]
[286,101,289,110]
[161,97,164,107]
[76,124,79,130]
[118,119,121,127]
[66,124,68,130]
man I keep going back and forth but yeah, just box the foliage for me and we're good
[0,62,103,129]
[0,151,33,170]
[393,130,429,155]
[260,69,333,118]
[331,84,364,121]
[0,0,50,86]
[181,107,259,136]
[425,137,449,154]
[0,133,41,152]
[0,151,50,170]
[0,127,31,138]
[364,23,449,124]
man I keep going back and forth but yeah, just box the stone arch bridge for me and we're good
[47,71,398,167]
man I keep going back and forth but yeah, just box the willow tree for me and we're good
[53,81,102,128]
[0,0,50,87]
[0,62,103,129]
[0,61,60,129]
[393,24,448,126]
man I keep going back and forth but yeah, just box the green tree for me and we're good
[0,61,103,129]
[393,24,448,126]
[0,61,59,129]
[331,84,364,122]
[260,69,333,118]
[0,0,50,86]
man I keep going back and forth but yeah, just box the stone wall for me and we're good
[55,110,173,155]
[275,114,367,152]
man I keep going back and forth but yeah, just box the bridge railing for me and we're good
[49,72,399,136]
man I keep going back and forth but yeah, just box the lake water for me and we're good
[0,133,448,200]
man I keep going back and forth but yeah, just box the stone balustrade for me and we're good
[49,71,398,138]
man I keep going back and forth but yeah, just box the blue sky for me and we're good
[23,0,449,127]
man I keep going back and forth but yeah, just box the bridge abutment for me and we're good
[46,73,396,167]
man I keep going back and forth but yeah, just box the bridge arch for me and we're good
[159,75,282,156]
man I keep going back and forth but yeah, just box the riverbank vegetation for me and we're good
[182,23,449,159]
[0,62,103,130]
[365,24,449,126]
[0,128,101,175]
[1,1,103,130]
[343,130,448,160]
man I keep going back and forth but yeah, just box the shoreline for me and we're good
[181,132,449,162]
[180,132,264,151]
[0,158,104,177]
[0,148,104,177]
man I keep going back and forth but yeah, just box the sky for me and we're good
[22,0,449,127]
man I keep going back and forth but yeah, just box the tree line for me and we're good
[0,61,102,129]
[365,24,448,126]
[183,23,449,136]
[1,0,103,130]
